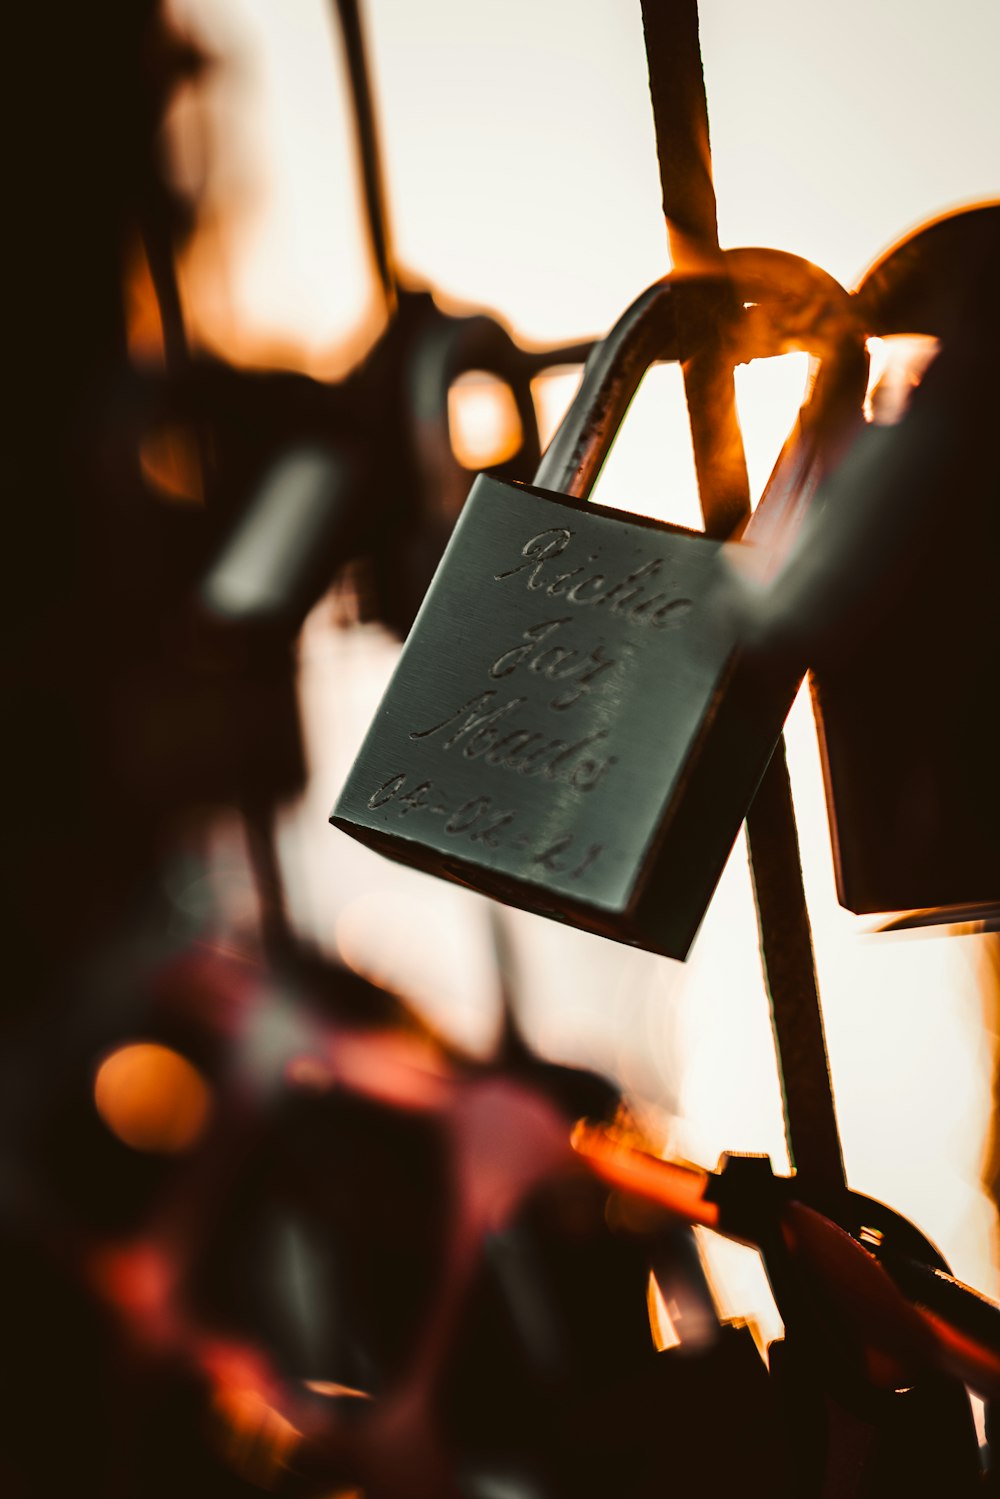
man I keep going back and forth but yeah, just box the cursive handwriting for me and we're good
[495,528,692,628]
[488,616,622,710]
[410,690,616,792]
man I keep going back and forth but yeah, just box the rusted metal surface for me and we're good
[640,0,848,1195]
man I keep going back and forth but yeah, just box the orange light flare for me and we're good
[123,234,168,370]
[89,1242,276,1389]
[91,1236,312,1481]
[864,334,941,425]
[164,0,386,383]
[123,237,206,504]
[211,1383,304,1492]
[139,424,205,505]
[573,1126,1000,1398]
[301,1380,373,1401]
[570,1121,721,1233]
[645,1272,683,1352]
[94,1041,213,1154]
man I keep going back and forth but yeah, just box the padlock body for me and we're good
[812,203,1000,922]
[332,475,794,958]
[812,513,1000,918]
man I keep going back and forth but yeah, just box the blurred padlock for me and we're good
[332,252,865,958]
[367,286,586,637]
[804,206,1000,921]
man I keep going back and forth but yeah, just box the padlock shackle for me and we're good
[856,200,1000,339]
[536,248,861,502]
[720,204,1000,667]
[405,302,595,508]
[406,309,543,495]
[535,278,681,499]
[408,311,537,439]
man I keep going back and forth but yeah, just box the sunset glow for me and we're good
[166,0,1000,1349]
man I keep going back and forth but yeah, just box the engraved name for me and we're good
[488,616,624,710]
[495,527,693,627]
[409,689,616,792]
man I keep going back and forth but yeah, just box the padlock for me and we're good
[360,287,590,637]
[363,290,543,637]
[804,205,1000,921]
[331,251,866,958]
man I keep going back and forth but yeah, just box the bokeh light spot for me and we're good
[94,1042,213,1153]
[448,370,523,470]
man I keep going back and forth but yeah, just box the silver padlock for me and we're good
[332,252,865,957]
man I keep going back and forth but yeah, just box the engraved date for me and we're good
[366,773,604,879]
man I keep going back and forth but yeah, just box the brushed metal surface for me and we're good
[332,476,792,958]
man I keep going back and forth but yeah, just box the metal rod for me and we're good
[244,801,298,968]
[139,202,190,373]
[745,750,845,1194]
[335,0,399,315]
[639,0,846,1196]
[640,0,750,541]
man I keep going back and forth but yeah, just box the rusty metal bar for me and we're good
[640,0,751,540]
[639,0,846,1196]
[746,749,846,1196]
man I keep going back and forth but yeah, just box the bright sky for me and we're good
[173,0,999,355]
[169,0,1000,1338]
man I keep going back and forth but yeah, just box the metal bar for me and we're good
[335,0,398,314]
[244,800,298,968]
[639,0,722,270]
[746,748,845,1194]
[138,202,190,373]
[639,0,846,1195]
[640,0,750,541]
